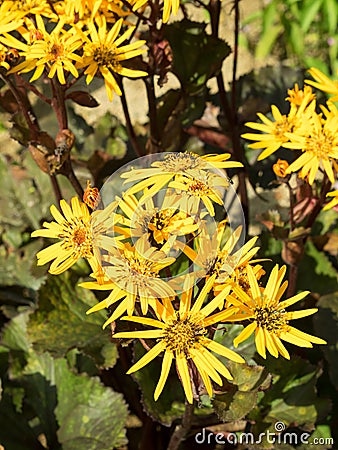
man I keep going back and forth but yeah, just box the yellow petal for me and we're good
[154,351,174,401]
[255,327,266,358]
[176,353,193,404]
[203,338,245,363]
[126,342,166,374]
[233,322,257,347]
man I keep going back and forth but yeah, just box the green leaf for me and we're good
[313,291,338,390]
[261,357,330,428]
[213,389,258,422]
[27,272,118,369]
[297,240,338,294]
[1,351,129,450]
[51,356,128,449]
[324,0,338,33]
[1,309,32,354]
[0,241,46,290]
[164,19,231,93]
[289,22,304,56]
[300,0,322,33]
[132,341,185,426]
[298,424,333,450]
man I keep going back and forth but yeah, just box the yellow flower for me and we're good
[77,17,147,101]
[121,152,242,200]
[82,237,177,327]
[323,190,338,211]
[6,16,83,84]
[306,67,338,102]
[113,275,244,403]
[113,192,199,247]
[285,83,315,107]
[283,109,338,184]
[31,196,118,275]
[168,171,229,217]
[242,101,315,160]
[132,0,180,23]
[272,159,290,178]
[179,223,262,292]
[228,265,326,359]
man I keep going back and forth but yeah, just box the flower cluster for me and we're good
[242,73,338,187]
[31,151,326,404]
[0,0,181,101]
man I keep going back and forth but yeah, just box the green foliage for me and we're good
[27,272,118,369]
[0,309,128,449]
[164,19,231,94]
[242,0,338,73]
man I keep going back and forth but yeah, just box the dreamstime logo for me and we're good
[194,422,334,446]
[97,152,246,296]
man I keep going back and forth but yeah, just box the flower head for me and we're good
[121,152,242,201]
[228,265,326,359]
[77,17,147,101]
[242,101,315,160]
[31,196,118,275]
[82,237,177,327]
[283,108,338,184]
[6,16,83,84]
[113,192,199,247]
[168,171,229,216]
[113,275,244,403]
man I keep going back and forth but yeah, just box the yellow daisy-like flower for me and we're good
[306,67,338,102]
[31,196,118,275]
[81,237,176,327]
[180,223,261,289]
[132,0,180,23]
[121,152,243,201]
[242,100,315,161]
[113,192,199,247]
[323,190,338,211]
[168,171,229,217]
[113,275,244,403]
[7,16,83,84]
[283,109,338,184]
[77,17,147,101]
[228,265,326,359]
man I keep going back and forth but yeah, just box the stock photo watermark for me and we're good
[195,422,334,446]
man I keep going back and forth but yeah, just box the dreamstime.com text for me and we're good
[195,422,334,446]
